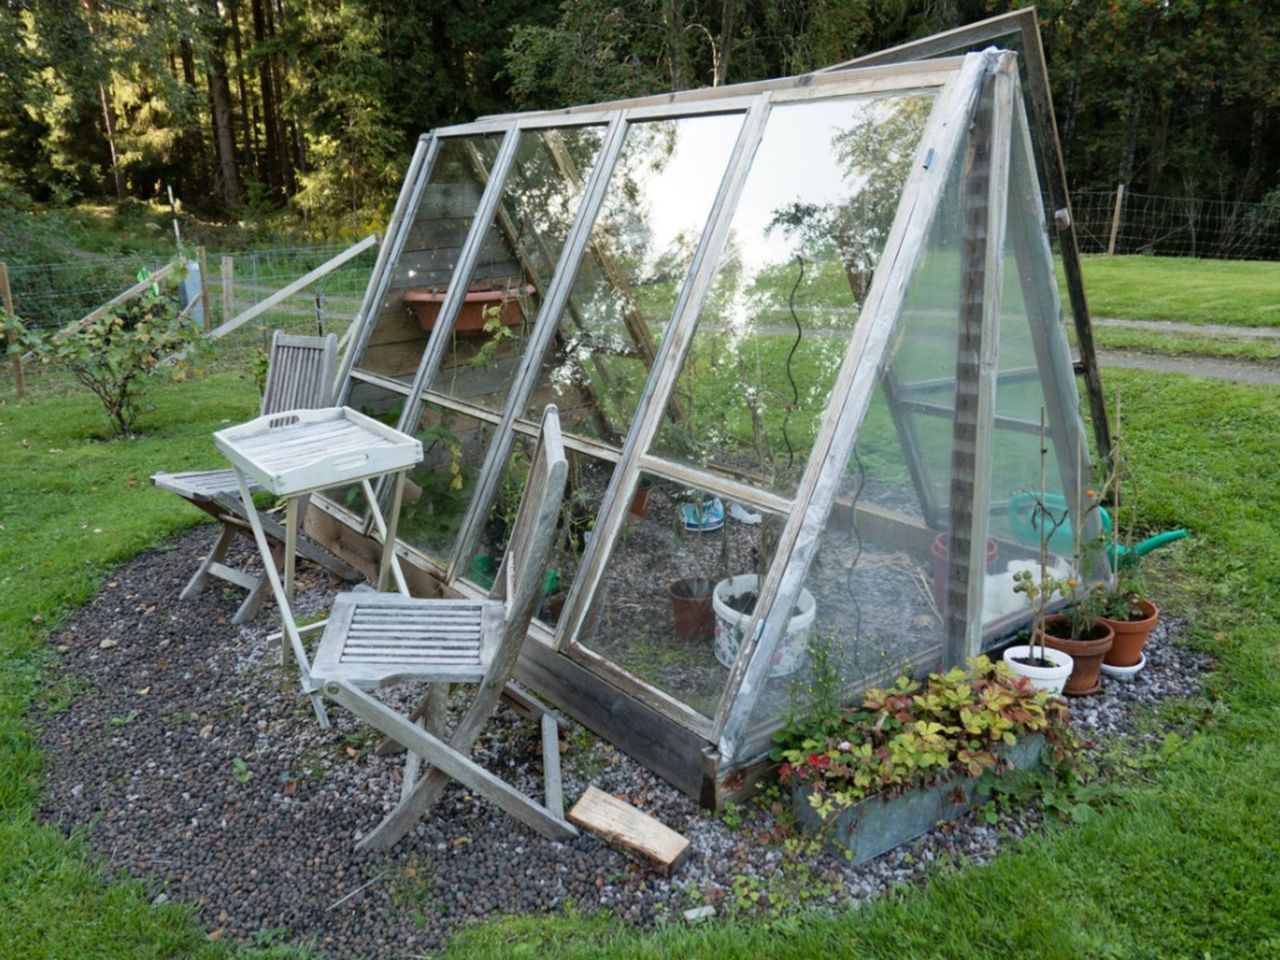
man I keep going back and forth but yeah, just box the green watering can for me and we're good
[1007,491,1187,567]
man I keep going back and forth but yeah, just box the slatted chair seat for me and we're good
[314,594,505,686]
[151,331,349,623]
[311,405,576,850]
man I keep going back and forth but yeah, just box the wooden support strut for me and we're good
[460,138,618,442]
[541,130,692,431]
[942,70,995,666]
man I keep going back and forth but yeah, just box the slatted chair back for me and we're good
[489,405,568,644]
[261,331,337,418]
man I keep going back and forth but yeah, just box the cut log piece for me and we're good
[567,786,690,876]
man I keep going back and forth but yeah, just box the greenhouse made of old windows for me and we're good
[314,30,1106,806]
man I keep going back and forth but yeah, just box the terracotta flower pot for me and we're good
[1038,614,1115,696]
[629,482,653,519]
[1099,599,1158,667]
[668,577,714,643]
[403,283,534,333]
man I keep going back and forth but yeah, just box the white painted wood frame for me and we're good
[714,52,995,762]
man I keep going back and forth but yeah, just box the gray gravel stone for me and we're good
[36,527,1212,957]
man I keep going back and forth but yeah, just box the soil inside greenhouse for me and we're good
[37,525,1213,959]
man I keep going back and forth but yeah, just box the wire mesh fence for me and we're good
[1074,189,1280,261]
[1,241,378,399]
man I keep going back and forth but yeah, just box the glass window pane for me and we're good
[395,402,497,567]
[575,472,786,720]
[649,93,935,496]
[429,127,607,411]
[463,440,616,636]
[737,139,967,751]
[982,114,1074,632]
[527,114,744,445]
[321,379,411,514]
[357,134,503,382]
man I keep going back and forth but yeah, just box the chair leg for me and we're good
[322,681,576,849]
[399,682,447,803]
[231,551,272,625]
[541,713,564,819]
[377,682,451,758]
[181,524,237,600]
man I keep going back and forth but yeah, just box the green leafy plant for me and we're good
[8,276,202,437]
[1091,388,1158,623]
[770,656,1072,819]
[1012,409,1112,650]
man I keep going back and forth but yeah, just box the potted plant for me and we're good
[628,476,654,519]
[772,655,1073,864]
[1003,413,1076,693]
[403,279,535,333]
[1094,570,1158,672]
[1093,393,1164,672]
[667,488,723,643]
[1034,579,1115,696]
[711,512,816,677]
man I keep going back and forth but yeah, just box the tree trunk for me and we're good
[265,0,295,194]
[79,0,125,200]
[715,0,736,86]
[662,0,690,91]
[203,0,241,211]
[251,0,285,197]
[96,81,126,200]
[227,0,257,181]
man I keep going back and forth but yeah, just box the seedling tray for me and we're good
[214,406,422,496]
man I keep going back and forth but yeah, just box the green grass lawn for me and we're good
[1,357,1279,957]
[1075,255,1280,328]
[442,367,1280,959]
[0,370,310,959]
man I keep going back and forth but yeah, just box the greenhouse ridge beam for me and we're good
[946,56,1016,664]
[471,58,963,124]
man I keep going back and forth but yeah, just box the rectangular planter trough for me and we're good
[793,735,1045,865]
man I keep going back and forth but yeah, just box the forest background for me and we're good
[0,0,1277,238]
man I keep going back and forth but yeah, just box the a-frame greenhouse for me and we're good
[309,23,1105,806]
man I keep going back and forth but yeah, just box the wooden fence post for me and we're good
[197,246,211,332]
[221,255,235,326]
[0,263,23,399]
[1107,183,1125,256]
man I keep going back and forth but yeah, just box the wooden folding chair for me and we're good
[311,405,577,850]
[152,331,352,623]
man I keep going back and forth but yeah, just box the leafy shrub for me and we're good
[770,656,1073,819]
[7,277,203,437]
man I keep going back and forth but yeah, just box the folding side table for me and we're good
[214,406,423,726]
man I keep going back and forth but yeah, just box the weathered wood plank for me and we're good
[541,713,564,818]
[568,787,690,875]
[208,235,377,340]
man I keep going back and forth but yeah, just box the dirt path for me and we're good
[1097,350,1280,385]
[1094,317,1280,340]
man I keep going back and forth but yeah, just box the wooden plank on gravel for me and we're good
[568,786,690,875]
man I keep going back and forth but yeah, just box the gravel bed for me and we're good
[37,526,1212,957]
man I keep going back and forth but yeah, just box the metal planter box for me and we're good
[793,735,1045,864]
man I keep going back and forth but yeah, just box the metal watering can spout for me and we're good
[1108,528,1188,567]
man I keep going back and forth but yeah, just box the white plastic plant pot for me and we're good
[1100,652,1146,680]
[713,574,816,678]
[1002,644,1073,696]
